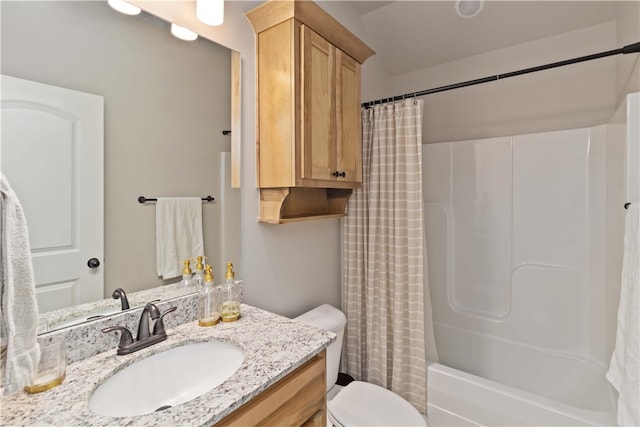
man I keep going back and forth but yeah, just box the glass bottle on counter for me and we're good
[198,265,220,327]
[178,260,193,295]
[193,256,206,292]
[220,262,241,322]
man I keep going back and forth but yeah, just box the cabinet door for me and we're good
[301,25,335,182]
[336,50,362,184]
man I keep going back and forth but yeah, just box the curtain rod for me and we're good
[362,41,640,108]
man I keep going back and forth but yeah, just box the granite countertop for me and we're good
[37,281,187,333]
[2,304,334,426]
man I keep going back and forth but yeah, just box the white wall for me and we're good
[387,22,618,143]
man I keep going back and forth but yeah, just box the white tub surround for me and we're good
[423,124,624,426]
[0,304,334,426]
[427,362,617,426]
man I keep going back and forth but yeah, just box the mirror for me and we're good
[0,1,240,333]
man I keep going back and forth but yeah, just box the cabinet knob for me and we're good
[333,171,346,178]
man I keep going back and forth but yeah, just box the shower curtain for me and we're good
[342,99,434,413]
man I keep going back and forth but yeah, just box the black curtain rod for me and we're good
[138,196,215,203]
[362,41,640,108]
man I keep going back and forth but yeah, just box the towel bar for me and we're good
[138,196,215,204]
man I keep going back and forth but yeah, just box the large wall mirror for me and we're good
[0,1,240,333]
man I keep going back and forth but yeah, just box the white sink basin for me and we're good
[89,341,244,417]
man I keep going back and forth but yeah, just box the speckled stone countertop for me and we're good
[38,281,188,333]
[1,304,334,426]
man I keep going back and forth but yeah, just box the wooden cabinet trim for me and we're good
[246,0,375,64]
[256,20,297,187]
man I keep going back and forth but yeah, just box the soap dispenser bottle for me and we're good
[178,260,193,294]
[198,265,220,327]
[220,262,241,322]
[193,256,206,292]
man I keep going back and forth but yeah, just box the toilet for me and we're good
[295,304,427,427]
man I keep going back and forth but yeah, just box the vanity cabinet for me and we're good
[246,0,374,223]
[215,351,326,426]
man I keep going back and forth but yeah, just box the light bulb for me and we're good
[455,0,483,18]
[107,0,141,16]
[171,24,198,41]
[197,0,224,26]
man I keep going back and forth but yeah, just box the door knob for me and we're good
[87,258,101,268]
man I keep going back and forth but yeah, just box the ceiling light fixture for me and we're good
[455,0,484,18]
[170,23,198,41]
[107,0,141,16]
[196,0,224,26]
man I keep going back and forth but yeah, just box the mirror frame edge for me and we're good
[231,50,241,188]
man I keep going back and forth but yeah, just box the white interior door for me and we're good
[1,74,104,312]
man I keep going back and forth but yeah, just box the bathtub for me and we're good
[426,325,618,426]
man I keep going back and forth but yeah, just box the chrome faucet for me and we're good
[102,303,177,355]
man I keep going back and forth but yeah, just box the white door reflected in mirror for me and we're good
[0,74,104,312]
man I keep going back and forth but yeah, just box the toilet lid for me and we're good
[328,381,427,427]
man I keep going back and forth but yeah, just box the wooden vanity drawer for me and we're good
[215,350,326,427]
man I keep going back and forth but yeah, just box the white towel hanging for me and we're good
[0,173,40,395]
[155,197,204,280]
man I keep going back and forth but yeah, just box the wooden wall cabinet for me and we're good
[246,0,374,223]
[215,351,327,426]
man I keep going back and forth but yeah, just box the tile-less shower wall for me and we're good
[424,126,615,369]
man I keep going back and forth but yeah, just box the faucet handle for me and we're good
[102,326,134,347]
[153,307,177,336]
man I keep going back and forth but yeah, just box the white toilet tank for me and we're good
[295,304,346,392]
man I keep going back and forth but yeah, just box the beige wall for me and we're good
[132,0,386,318]
[615,0,640,105]
[1,1,232,296]
[387,21,619,143]
[2,0,372,317]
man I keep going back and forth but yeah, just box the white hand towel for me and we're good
[606,203,639,427]
[0,173,40,395]
[155,197,204,280]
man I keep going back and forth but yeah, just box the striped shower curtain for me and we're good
[342,99,431,413]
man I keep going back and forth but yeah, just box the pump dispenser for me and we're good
[198,265,220,327]
[183,260,193,276]
[220,262,241,322]
[225,262,234,282]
